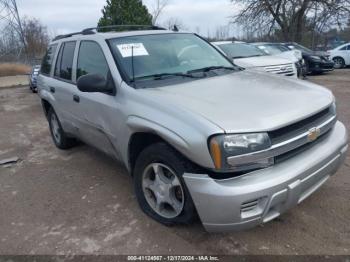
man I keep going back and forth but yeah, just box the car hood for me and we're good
[141,71,333,133]
[233,55,293,68]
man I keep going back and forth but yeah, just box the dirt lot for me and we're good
[0,70,349,256]
[0,75,29,88]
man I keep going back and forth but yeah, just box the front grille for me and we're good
[269,107,333,145]
[270,106,336,163]
[275,130,330,164]
[264,63,295,76]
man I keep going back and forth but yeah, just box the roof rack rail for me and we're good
[52,25,166,41]
[84,24,167,32]
[52,30,94,41]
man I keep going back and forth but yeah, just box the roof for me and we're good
[212,41,246,45]
[252,42,285,46]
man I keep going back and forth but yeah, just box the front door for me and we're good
[74,40,119,158]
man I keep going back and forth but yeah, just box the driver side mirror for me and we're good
[77,73,115,95]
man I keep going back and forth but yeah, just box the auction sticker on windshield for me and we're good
[117,43,149,57]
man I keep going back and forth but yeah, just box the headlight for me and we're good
[209,133,273,172]
[330,100,337,115]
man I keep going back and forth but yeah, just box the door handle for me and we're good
[73,94,80,103]
[49,86,55,93]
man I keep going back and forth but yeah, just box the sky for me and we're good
[16,0,239,38]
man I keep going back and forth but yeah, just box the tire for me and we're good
[48,108,76,150]
[305,61,312,75]
[333,57,345,69]
[133,142,197,226]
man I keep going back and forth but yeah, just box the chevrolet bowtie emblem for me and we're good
[308,127,321,142]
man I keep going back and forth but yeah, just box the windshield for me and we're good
[255,44,290,55]
[255,45,282,55]
[109,33,237,87]
[218,43,267,59]
[289,43,312,53]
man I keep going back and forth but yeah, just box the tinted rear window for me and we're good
[41,44,57,75]
[55,41,76,81]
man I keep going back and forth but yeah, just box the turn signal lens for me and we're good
[209,139,222,169]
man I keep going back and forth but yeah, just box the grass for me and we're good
[0,63,31,77]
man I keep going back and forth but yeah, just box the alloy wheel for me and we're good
[50,113,61,144]
[333,58,344,69]
[142,163,185,219]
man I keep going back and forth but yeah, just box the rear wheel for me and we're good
[333,57,345,69]
[133,143,197,226]
[48,108,76,150]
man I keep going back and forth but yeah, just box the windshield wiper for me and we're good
[187,66,236,74]
[132,72,200,82]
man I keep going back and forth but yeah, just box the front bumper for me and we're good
[310,61,334,73]
[184,121,348,232]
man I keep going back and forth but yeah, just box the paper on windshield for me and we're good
[117,43,149,58]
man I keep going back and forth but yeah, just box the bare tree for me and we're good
[0,15,49,63]
[22,17,49,62]
[230,0,350,42]
[151,0,170,25]
[214,25,230,40]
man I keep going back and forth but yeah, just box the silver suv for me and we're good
[38,26,348,232]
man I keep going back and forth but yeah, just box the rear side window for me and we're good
[55,41,76,81]
[340,45,350,51]
[77,41,109,80]
[41,44,57,75]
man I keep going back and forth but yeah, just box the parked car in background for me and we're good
[29,65,41,92]
[282,42,334,74]
[327,43,350,69]
[251,42,304,77]
[213,41,298,78]
[38,26,348,232]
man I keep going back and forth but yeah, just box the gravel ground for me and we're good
[0,70,349,256]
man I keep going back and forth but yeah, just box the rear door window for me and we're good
[41,44,58,75]
[54,41,76,81]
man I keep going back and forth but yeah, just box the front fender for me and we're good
[126,115,215,170]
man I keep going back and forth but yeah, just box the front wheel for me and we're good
[133,143,197,226]
[333,57,345,69]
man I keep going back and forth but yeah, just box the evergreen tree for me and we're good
[98,0,153,28]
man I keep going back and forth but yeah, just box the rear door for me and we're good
[50,41,79,134]
[336,44,350,65]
